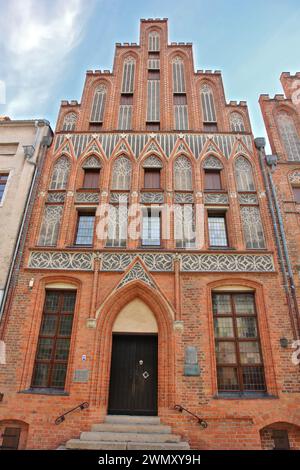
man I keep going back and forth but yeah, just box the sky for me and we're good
[0,0,299,148]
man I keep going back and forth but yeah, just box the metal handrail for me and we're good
[174,404,208,428]
[55,402,89,425]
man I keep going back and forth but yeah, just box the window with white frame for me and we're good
[174,156,192,190]
[90,85,107,123]
[49,156,71,190]
[174,204,195,248]
[240,206,265,249]
[62,112,77,131]
[200,84,217,123]
[277,112,300,161]
[235,156,255,192]
[230,112,245,132]
[38,205,63,246]
[111,156,132,190]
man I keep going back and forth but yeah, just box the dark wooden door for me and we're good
[108,334,158,415]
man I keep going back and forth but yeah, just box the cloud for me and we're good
[0,0,94,117]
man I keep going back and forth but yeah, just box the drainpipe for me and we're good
[0,121,53,320]
[255,138,300,339]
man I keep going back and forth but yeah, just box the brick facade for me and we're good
[0,19,299,450]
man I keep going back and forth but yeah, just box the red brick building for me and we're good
[0,19,299,450]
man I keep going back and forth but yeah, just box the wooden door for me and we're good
[108,334,158,415]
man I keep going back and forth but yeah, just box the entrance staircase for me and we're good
[64,415,190,450]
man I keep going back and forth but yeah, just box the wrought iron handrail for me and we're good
[174,404,208,428]
[55,402,89,425]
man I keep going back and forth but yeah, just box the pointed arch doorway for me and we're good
[108,299,158,416]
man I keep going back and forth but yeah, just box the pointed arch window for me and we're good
[121,57,135,94]
[62,112,77,131]
[201,84,217,123]
[111,156,132,190]
[277,112,300,161]
[241,206,265,249]
[90,85,107,123]
[38,205,63,246]
[148,31,160,52]
[230,113,245,132]
[174,155,192,190]
[49,156,71,190]
[172,57,186,93]
[235,156,255,192]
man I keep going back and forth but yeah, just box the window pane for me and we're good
[75,214,95,245]
[59,315,73,336]
[208,215,228,246]
[50,363,67,388]
[215,342,237,363]
[217,367,239,391]
[242,366,265,391]
[213,294,232,315]
[234,294,255,315]
[237,317,257,338]
[40,315,57,336]
[55,339,70,360]
[62,293,76,312]
[32,363,49,387]
[239,342,261,364]
[36,338,54,360]
[44,292,59,312]
[142,212,160,246]
[214,318,234,338]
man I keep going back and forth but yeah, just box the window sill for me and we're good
[209,246,235,250]
[213,392,277,400]
[19,388,69,396]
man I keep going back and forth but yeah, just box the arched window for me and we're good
[38,205,63,246]
[174,156,192,190]
[111,156,132,190]
[62,112,77,131]
[90,85,107,123]
[172,57,186,94]
[121,57,136,94]
[235,156,255,191]
[230,112,245,132]
[49,156,70,190]
[200,84,216,122]
[148,31,160,52]
[277,112,300,161]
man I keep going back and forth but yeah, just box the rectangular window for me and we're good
[0,173,9,203]
[147,79,160,122]
[83,170,100,189]
[118,105,133,130]
[1,427,21,450]
[144,169,161,189]
[146,123,160,131]
[203,123,218,132]
[31,290,76,389]
[75,212,95,246]
[208,213,228,247]
[142,208,161,246]
[106,203,128,248]
[292,186,300,203]
[213,293,266,393]
[175,204,196,248]
[205,170,222,190]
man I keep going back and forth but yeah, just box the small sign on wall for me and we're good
[73,369,89,383]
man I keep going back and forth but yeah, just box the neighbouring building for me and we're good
[0,19,299,450]
[259,73,300,320]
[0,117,52,313]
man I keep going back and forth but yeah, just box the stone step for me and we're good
[66,439,190,451]
[80,431,181,443]
[91,423,171,434]
[105,415,161,425]
[127,442,190,450]
[66,439,127,450]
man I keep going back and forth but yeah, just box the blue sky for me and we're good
[0,0,299,146]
